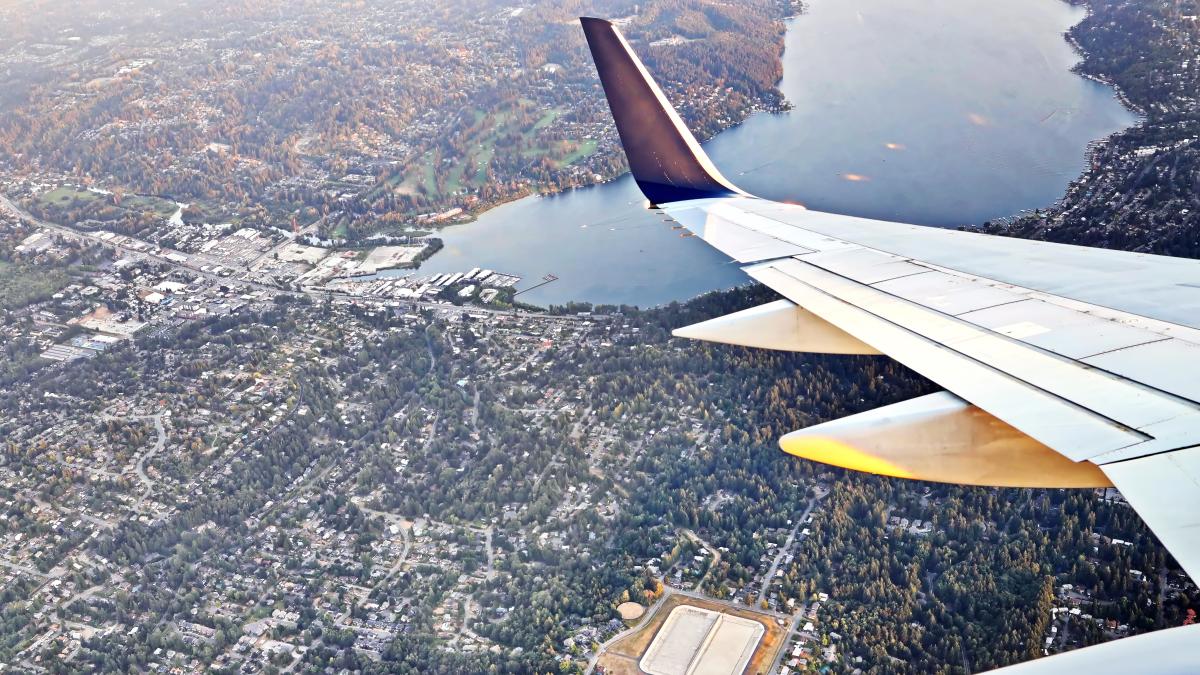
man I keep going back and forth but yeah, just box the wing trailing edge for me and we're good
[579,17,751,206]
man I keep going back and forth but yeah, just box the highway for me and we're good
[681,528,721,591]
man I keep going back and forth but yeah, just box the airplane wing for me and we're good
[580,16,1200,671]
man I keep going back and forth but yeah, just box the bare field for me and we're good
[363,245,424,271]
[276,243,330,264]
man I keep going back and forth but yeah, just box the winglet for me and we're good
[580,17,750,206]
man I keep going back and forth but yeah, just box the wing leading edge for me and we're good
[580,16,1200,672]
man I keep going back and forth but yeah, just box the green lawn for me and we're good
[36,186,182,219]
[121,194,179,217]
[555,139,598,168]
[36,186,104,209]
[391,151,439,197]
[471,144,496,185]
[527,108,562,137]
[521,138,598,168]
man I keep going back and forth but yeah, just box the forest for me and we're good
[0,0,794,243]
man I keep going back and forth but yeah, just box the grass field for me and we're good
[521,137,598,168]
[120,194,178,216]
[35,186,105,209]
[525,107,561,138]
[35,186,180,220]
[555,138,598,168]
[392,150,440,197]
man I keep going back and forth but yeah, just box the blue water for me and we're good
[401,0,1136,307]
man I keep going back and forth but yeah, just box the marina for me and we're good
[322,266,520,302]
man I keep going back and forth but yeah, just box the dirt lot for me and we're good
[595,593,789,675]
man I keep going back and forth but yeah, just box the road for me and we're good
[681,528,720,591]
[669,585,792,620]
[132,413,167,512]
[100,410,169,513]
[357,506,414,584]
[60,582,108,611]
[764,610,804,675]
[449,524,500,646]
[382,524,413,583]
[1056,611,1071,659]
[1157,567,1168,627]
[755,494,823,601]
[585,585,673,675]
[0,557,51,579]
[32,495,114,532]
[483,525,496,580]
[15,577,112,669]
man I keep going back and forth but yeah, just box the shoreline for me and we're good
[396,0,1141,310]
[452,0,1131,238]
[979,0,1144,233]
[421,85,795,236]
[1061,2,1144,115]
[406,6,799,238]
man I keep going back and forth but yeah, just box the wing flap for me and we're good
[1086,339,1200,404]
[663,199,843,262]
[1102,446,1200,581]
[746,258,1155,461]
[737,198,1200,332]
[686,210,813,262]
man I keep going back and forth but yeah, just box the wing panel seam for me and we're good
[748,262,1149,460]
[781,256,1200,416]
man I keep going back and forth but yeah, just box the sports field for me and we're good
[595,594,786,675]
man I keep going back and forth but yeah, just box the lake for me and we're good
[394,0,1137,308]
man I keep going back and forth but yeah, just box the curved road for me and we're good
[132,413,167,512]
